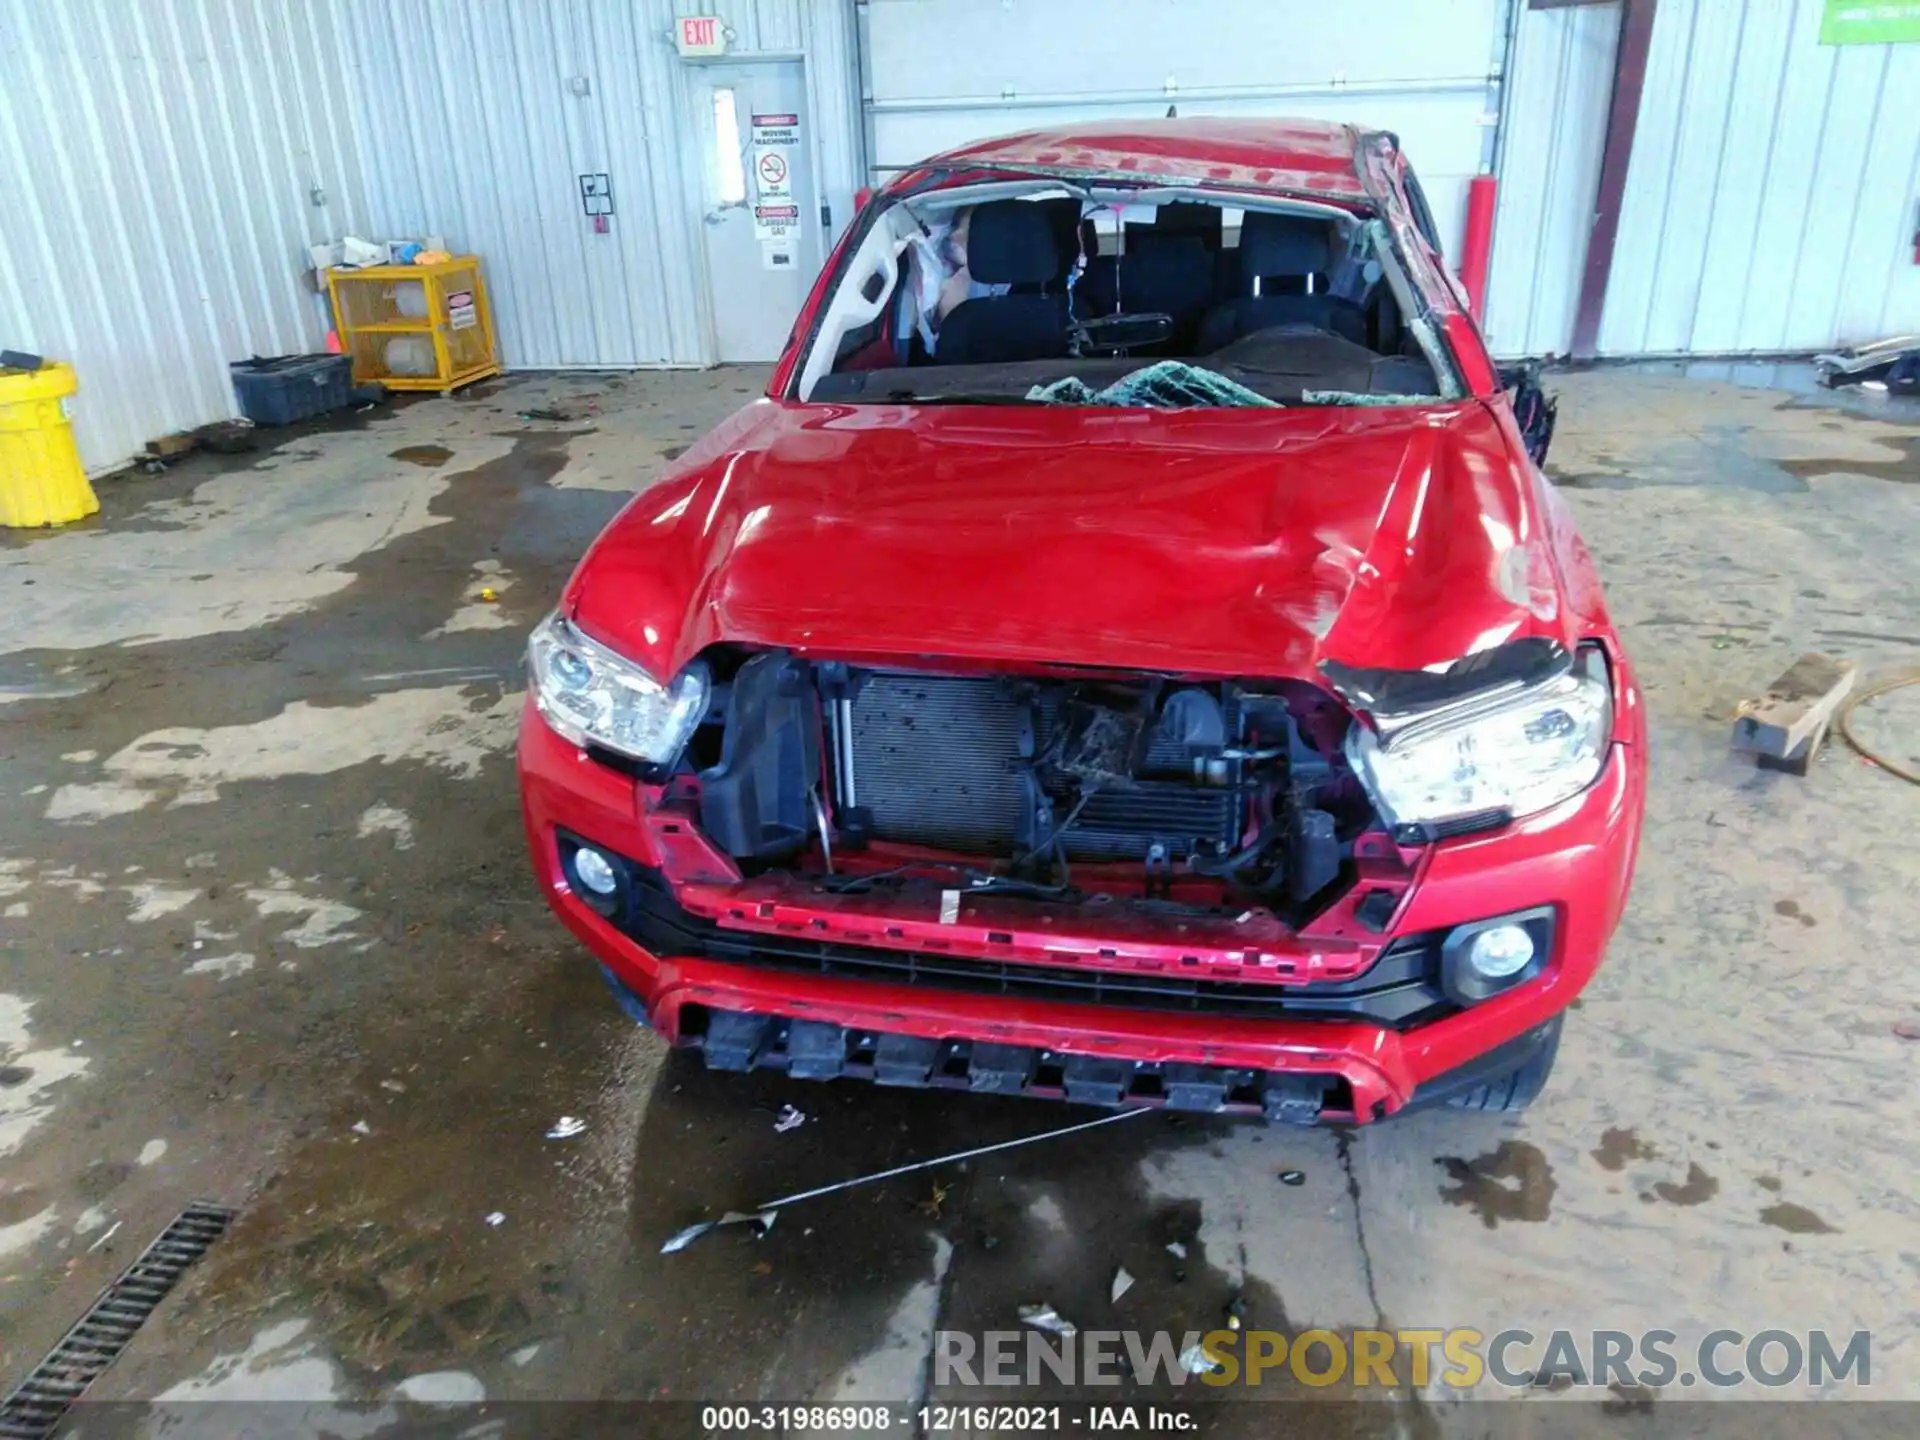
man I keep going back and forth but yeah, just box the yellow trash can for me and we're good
[0,361,98,528]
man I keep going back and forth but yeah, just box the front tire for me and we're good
[1446,1015,1563,1113]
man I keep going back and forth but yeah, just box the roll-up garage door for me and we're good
[857,0,1508,256]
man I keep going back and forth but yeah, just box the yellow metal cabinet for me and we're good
[327,257,501,394]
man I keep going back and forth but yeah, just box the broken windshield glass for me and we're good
[1026,360,1278,409]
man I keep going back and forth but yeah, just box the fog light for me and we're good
[1465,923,1535,978]
[572,845,618,896]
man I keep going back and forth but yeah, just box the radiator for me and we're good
[846,671,1237,860]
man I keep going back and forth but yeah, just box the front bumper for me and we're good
[519,697,1644,1124]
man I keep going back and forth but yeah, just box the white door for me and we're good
[695,60,821,362]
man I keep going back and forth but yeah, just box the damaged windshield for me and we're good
[796,181,1461,408]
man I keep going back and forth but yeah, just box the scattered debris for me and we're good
[1110,1266,1135,1304]
[350,1120,371,1136]
[1814,335,1920,393]
[1732,652,1857,776]
[1018,1304,1077,1337]
[485,1212,505,1228]
[379,1078,406,1093]
[546,1115,587,1140]
[1224,1293,1247,1331]
[192,420,258,454]
[1179,1342,1222,1375]
[773,1104,807,1134]
[1279,1169,1306,1187]
[1894,1020,1920,1041]
[661,1210,777,1254]
[1165,1241,1188,1260]
[478,587,499,604]
[660,1108,1149,1252]
[519,406,572,423]
[918,1181,951,1220]
[85,1221,123,1254]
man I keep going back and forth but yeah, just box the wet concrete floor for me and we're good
[1,366,1917,1427]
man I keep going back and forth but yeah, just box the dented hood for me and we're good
[566,399,1574,683]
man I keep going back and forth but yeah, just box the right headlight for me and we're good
[527,612,708,765]
[1345,646,1613,829]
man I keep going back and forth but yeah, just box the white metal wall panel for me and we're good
[1600,0,1920,355]
[1479,1,1619,358]
[331,0,863,371]
[0,0,375,474]
[860,0,1507,259]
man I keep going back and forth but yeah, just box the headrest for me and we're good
[966,201,1062,286]
[1127,201,1222,249]
[1239,211,1335,279]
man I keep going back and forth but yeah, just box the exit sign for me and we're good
[676,15,727,57]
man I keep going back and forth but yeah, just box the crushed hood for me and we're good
[567,398,1575,683]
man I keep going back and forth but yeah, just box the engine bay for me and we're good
[689,651,1375,923]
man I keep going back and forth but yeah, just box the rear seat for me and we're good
[1197,212,1367,351]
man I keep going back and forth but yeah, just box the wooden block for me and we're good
[1755,717,1830,776]
[1732,652,1856,762]
[145,431,196,459]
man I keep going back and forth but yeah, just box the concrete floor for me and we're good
[1,365,1917,1427]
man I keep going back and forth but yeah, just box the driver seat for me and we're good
[935,202,1071,365]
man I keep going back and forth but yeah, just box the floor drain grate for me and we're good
[0,1202,236,1440]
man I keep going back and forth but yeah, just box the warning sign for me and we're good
[750,112,801,241]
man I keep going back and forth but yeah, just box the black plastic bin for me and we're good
[229,354,353,426]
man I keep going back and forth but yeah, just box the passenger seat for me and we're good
[1196,212,1367,351]
[935,202,1071,365]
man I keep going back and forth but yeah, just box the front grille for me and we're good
[603,859,1449,1028]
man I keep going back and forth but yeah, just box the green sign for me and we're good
[1821,0,1920,44]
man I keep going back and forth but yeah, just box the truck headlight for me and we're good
[1345,646,1613,829]
[527,613,708,765]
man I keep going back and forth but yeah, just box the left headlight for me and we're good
[527,612,709,765]
[1345,646,1613,830]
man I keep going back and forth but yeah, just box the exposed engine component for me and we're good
[697,654,1365,916]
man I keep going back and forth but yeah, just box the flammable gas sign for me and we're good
[750,111,801,245]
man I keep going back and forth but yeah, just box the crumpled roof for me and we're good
[1026,360,1277,409]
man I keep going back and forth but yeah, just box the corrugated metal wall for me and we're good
[1599,0,1920,355]
[0,0,862,475]
[0,0,375,474]
[330,0,862,372]
[1480,1,1620,358]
